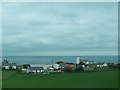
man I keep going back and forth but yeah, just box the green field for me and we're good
[2,70,118,88]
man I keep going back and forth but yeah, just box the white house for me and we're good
[12,66,17,69]
[10,63,17,70]
[102,63,108,67]
[53,64,60,69]
[82,65,85,67]
[42,64,52,70]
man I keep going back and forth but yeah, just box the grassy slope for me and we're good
[2,71,118,88]
[0,71,2,89]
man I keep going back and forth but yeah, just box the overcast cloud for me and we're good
[2,2,118,56]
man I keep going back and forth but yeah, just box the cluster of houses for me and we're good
[1,57,117,74]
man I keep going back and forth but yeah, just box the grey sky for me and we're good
[2,2,118,56]
[0,3,2,58]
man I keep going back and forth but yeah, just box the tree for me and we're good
[16,66,22,72]
[107,63,117,70]
[63,65,73,72]
[79,62,85,65]
[75,66,84,72]
[2,67,5,70]
[9,66,13,70]
[23,64,30,69]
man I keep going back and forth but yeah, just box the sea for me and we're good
[1,56,118,65]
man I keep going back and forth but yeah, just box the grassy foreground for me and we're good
[2,70,118,88]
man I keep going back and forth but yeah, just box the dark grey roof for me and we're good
[2,61,9,65]
[3,63,16,66]
[3,63,10,66]
[17,65,23,67]
[65,63,74,65]
[10,63,17,66]
[2,60,17,66]
[29,67,43,70]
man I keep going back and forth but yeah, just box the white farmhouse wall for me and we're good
[12,66,17,69]
[4,66,9,69]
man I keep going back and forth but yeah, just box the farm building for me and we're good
[27,67,44,74]
[83,64,96,71]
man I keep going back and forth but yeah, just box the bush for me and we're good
[74,67,84,72]
[63,66,73,72]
